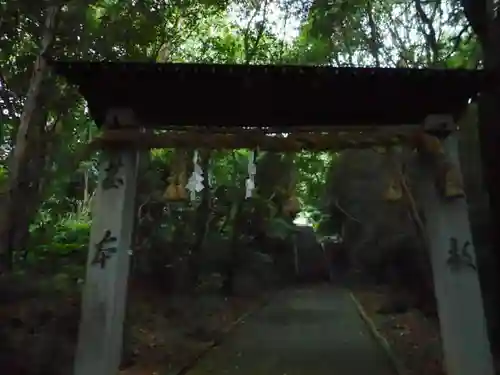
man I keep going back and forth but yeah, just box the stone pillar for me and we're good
[73,110,139,375]
[417,131,494,375]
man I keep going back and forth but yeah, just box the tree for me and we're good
[0,5,61,272]
[0,0,230,271]
[1,1,498,372]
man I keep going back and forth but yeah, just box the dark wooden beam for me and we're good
[90,129,414,152]
[49,61,482,128]
[144,124,421,135]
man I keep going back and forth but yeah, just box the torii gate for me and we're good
[51,61,493,375]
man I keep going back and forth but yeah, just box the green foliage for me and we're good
[52,220,90,249]
[295,152,334,210]
[0,164,7,185]
[0,0,482,290]
[24,216,89,270]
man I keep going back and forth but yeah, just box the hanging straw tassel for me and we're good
[383,176,403,201]
[164,154,188,201]
[411,131,445,157]
[414,132,465,200]
[164,180,188,201]
[164,178,179,200]
[436,161,466,199]
[382,147,403,202]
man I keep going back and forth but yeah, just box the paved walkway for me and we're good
[184,286,395,375]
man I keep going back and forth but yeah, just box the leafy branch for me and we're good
[243,0,269,63]
[414,0,440,65]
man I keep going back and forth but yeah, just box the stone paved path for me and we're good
[184,286,396,375]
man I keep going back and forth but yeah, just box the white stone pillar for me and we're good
[417,132,494,375]
[73,111,139,375]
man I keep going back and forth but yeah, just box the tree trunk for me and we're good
[189,150,211,288]
[222,201,243,296]
[0,6,60,272]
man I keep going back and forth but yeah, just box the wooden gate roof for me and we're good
[50,61,484,129]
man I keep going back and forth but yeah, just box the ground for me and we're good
[123,283,454,375]
[4,279,490,375]
[352,285,445,375]
[120,282,267,375]
[0,276,265,375]
[182,285,395,375]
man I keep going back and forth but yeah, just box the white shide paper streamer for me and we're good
[186,150,204,201]
[245,150,256,199]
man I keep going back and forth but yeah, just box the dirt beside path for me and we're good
[352,286,445,375]
[120,285,267,375]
